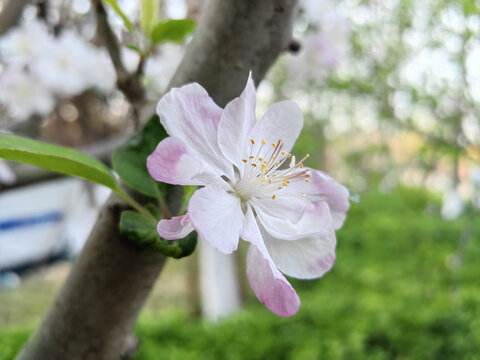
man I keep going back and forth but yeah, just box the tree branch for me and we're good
[0,0,30,35]
[16,1,298,359]
[92,0,145,107]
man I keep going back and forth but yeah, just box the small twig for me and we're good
[93,0,145,111]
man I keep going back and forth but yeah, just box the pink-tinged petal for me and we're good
[248,100,303,155]
[309,170,350,229]
[157,83,233,179]
[255,200,332,240]
[250,196,308,224]
[263,227,337,279]
[147,136,219,186]
[242,206,300,317]
[188,184,243,254]
[246,244,301,317]
[217,74,256,176]
[279,168,350,230]
[157,214,194,240]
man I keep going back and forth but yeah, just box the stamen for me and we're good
[242,159,247,163]
[251,163,257,167]
[272,194,276,199]
[249,156,254,159]
[261,139,266,145]
[305,179,310,182]
[250,139,255,145]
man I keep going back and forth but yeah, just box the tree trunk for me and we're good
[16,1,298,359]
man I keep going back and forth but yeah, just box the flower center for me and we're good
[233,138,311,201]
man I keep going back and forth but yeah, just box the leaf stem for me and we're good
[115,188,158,223]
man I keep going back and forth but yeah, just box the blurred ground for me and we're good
[1,186,479,360]
[0,256,191,331]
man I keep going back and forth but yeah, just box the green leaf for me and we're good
[126,44,140,52]
[141,0,158,35]
[0,134,119,191]
[102,0,134,32]
[120,210,197,258]
[150,19,196,45]
[112,114,169,198]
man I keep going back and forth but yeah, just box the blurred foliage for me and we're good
[2,186,480,359]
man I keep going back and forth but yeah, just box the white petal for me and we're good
[188,184,244,254]
[255,201,332,240]
[217,74,257,176]
[250,196,308,224]
[157,214,194,240]
[263,228,337,279]
[157,83,234,179]
[248,100,303,155]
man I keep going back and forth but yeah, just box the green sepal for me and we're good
[120,210,197,259]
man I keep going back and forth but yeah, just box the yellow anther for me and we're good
[252,163,257,167]
[281,151,285,155]
[268,179,272,184]
[305,179,310,183]
[302,194,306,198]
[286,154,292,158]
[278,186,282,190]
[271,142,276,147]
[249,156,254,159]
[261,139,266,145]
[275,161,280,166]
[272,194,276,200]
[299,163,304,168]
[258,157,263,161]
[242,159,247,163]
[250,139,255,145]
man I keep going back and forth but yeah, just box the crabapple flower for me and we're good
[31,31,108,96]
[0,20,50,65]
[0,68,55,120]
[147,76,350,316]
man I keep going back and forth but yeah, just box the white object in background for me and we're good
[0,178,110,270]
[0,160,16,185]
[470,166,480,186]
[199,240,241,322]
[441,190,464,221]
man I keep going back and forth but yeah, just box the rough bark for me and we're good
[16,1,298,359]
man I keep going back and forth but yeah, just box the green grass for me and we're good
[2,187,480,360]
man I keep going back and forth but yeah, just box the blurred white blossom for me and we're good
[0,20,50,65]
[441,190,464,220]
[0,20,118,121]
[0,68,55,119]
[287,0,350,84]
[31,31,113,96]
